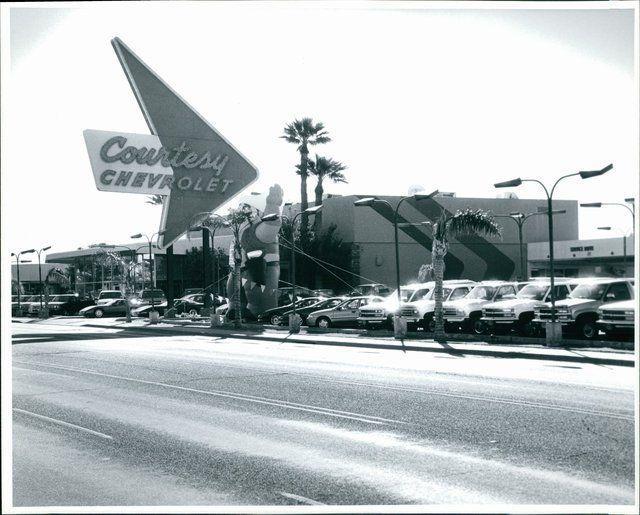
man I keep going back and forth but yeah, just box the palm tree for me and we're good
[281,118,331,241]
[225,206,252,328]
[431,209,501,342]
[307,155,347,231]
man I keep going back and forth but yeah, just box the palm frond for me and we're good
[444,209,502,241]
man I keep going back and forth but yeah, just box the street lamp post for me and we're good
[11,249,35,312]
[131,231,165,322]
[354,191,439,335]
[494,211,566,281]
[35,245,52,313]
[288,206,322,333]
[495,163,613,345]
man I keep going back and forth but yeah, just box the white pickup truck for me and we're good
[480,279,578,336]
[533,278,635,340]
[443,281,520,334]
[398,280,476,331]
[597,296,635,338]
[358,282,435,329]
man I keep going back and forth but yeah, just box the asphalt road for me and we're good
[10,321,636,507]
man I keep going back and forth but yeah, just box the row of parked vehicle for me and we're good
[255,277,635,341]
[11,288,227,319]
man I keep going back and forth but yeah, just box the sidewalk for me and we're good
[21,316,635,368]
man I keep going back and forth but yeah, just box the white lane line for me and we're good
[13,360,398,426]
[13,408,113,440]
[277,491,325,505]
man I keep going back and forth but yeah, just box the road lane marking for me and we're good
[13,408,113,440]
[277,491,325,505]
[13,360,400,426]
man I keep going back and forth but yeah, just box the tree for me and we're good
[281,118,331,243]
[307,155,347,231]
[431,209,501,342]
[224,206,252,327]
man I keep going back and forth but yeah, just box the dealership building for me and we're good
[41,192,634,297]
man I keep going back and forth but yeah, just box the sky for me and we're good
[2,1,638,260]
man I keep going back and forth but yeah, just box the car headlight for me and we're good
[456,309,466,316]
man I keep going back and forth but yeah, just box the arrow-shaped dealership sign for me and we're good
[84,38,258,248]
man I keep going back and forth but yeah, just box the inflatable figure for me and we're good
[226,184,283,318]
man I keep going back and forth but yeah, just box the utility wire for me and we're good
[279,235,382,286]
[279,236,364,291]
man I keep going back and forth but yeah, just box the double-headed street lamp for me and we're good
[131,231,165,315]
[287,205,322,332]
[35,245,52,312]
[494,210,566,282]
[580,199,635,233]
[11,249,35,311]
[494,164,613,341]
[188,212,228,308]
[354,191,439,311]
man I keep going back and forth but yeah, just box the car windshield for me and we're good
[517,284,549,301]
[100,291,122,299]
[466,286,496,300]
[392,288,424,302]
[570,284,607,300]
[321,298,343,309]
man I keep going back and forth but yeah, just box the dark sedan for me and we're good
[80,299,130,318]
[173,294,205,316]
[257,297,326,326]
[280,297,347,325]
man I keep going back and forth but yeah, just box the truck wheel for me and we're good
[470,315,486,335]
[518,315,535,337]
[423,315,435,333]
[577,317,598,340]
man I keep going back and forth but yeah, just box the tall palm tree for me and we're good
[307,155,347,231]
[281,118,331,241]
[431,209,501,342]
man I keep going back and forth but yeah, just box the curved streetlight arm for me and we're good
[521,178,551,199]
[549,172,581,199]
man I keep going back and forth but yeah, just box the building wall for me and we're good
[320,194,579,285]
[528,235,635,278]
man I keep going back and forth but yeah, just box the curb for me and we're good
[83,322,636,368]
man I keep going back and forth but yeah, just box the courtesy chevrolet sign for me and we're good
[84,38,258,248]
[84,129,234,195]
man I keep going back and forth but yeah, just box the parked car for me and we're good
[80,298,130,318]
[443,281,520,334]
[533,278,635,340]
[480,279,578,336]
[358,282,443,329]
[40,293,94,316]
[12,295,35,316]
[398,280,476,331]
[132,302,169,317]
[96,290,125,305]
[129,289,167,308]
[173,294,205,316]
[597,296,635,339]
[348,284,391,297]
[276,287,317,306]
[280,297,347,325]
[257,297,326,325]
[306,295,386,329]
